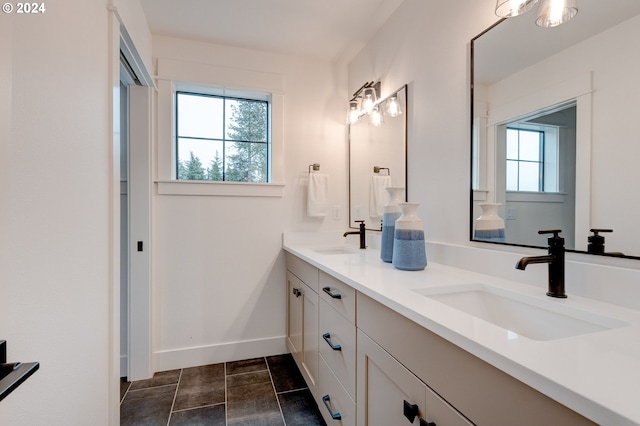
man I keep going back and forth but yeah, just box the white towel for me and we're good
[307,173,329,217]
[369,175,392,219]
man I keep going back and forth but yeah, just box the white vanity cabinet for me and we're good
[317,271,357,425]
[286,254,319,396]
[286,253,595,426]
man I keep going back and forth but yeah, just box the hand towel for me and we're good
[307,173,329,217]
[369,175,392,219]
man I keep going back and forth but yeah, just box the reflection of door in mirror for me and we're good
[494,105,577,249]
[349,85,407,230]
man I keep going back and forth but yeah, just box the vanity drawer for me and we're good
[319,271,356,323]
[319,299,356,398]
[319,356,356,426]
[286,253,319,293]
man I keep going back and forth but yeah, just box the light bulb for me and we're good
[385,95,401,117]
[347,100,359,124]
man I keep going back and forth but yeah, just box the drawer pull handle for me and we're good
[292,288,301,297]
[403,400,419,423]
[322,286,342,299]
[322,333,342,351]
[420,419,436,426]
[322,394,342,420]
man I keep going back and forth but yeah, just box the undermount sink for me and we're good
[312,247,356,255]
[413,284,628,341]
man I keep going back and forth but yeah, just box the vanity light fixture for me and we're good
[495,0,578,27]
[495,0,539,18]
[535,0,578,27]
[346,81,381,124]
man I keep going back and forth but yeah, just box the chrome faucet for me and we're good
[343,220,366,249]
[515,229,567,298]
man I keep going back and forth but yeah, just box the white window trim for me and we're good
[156,58,285,197]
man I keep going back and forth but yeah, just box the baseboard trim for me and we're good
[154,336,287,372]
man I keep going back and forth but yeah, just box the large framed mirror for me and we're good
[349,85,407,230]
[470,0,640,258]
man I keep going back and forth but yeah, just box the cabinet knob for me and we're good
[322,394,342,420]
[292,288,302,297]
[403,400,419,423]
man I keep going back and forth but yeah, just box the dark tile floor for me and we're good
[120,353,326,426]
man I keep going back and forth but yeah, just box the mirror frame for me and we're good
[469,20,640,261]
[349,84,408,231]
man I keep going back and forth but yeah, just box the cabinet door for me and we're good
[358,330,426,426]
[301,281,319,396]
[287,271,303,357]
[357,330,472,426]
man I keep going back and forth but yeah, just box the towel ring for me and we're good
[309,163,320,173]
[373,166,390,175]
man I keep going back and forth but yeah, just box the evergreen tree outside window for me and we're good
[176,91,269,182]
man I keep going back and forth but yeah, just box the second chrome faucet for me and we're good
[516,229,567,298]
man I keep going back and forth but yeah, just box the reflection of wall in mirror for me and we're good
[473,14,640,255]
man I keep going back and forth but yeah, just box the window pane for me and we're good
[506,160,518,191]
[519,131,541,161]
[177,138,224,180]
[506,129,519,160]
[225,99,268,142]
[224,141,267,182]
[177,93,224,139]
[519,162,540,191]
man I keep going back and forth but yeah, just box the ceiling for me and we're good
[139,0,405,63]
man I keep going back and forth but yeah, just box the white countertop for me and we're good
[283,232,640,426]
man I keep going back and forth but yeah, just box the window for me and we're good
[176,91,270,182]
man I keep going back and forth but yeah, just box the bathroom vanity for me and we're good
[283,232,640,426]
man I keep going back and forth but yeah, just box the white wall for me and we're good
[150,36,348,370]
[0,0,113,424]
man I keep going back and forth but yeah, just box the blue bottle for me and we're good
[392,202,427,271]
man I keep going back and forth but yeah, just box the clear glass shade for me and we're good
[535,0,578,27]
[347,100,359,124]
[495,0,539,17]
[360,87,377,114]
[384,95,402,117]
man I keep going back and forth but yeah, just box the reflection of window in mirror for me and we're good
[506,126,558,193]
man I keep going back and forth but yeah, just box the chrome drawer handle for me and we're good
[322,286,342,299]
[322,394,342,420]
[322,333,342,351]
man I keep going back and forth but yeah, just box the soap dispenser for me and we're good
[587,228,612,254]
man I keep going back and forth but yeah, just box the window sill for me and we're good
[156,180,285,197]
[506,191,566,203]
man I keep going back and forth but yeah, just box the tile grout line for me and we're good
[166,368,183,426]
[265,356,288,426]
[276,386,310,395]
